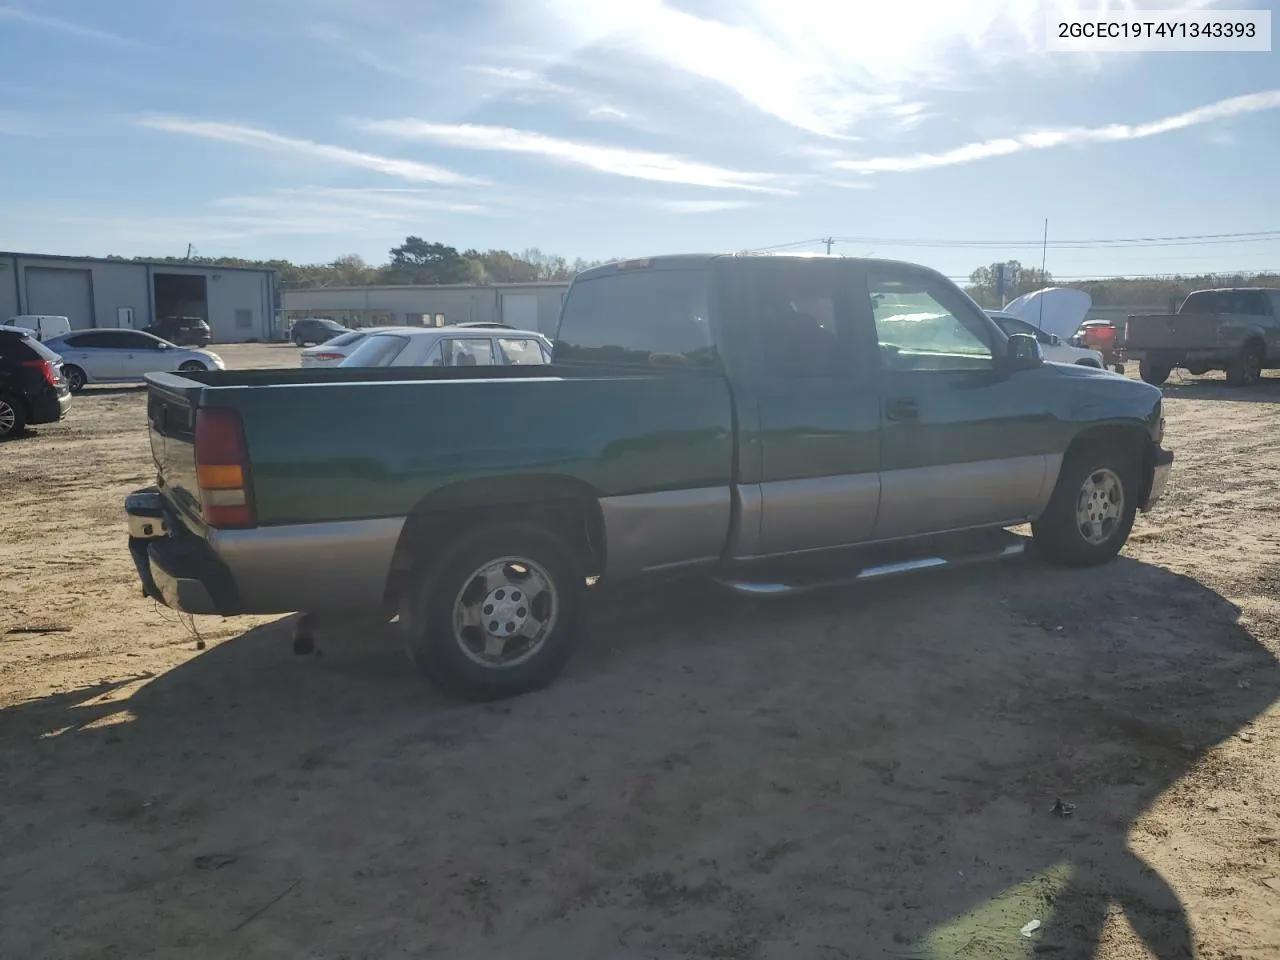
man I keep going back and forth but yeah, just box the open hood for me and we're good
[1002,287,1092,340]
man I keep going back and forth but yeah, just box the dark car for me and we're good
[0,326,71,439]
[145,316,212,347]
[289,318,347,346]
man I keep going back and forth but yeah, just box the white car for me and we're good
[42,329,225,393]
[986,311,1105,368]
[299,326,412,368]
[339,327,552,369]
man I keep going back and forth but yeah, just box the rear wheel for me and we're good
[293,334,305,347]
[63,365,86,393]
[1185,364,1210,376]
[1226,343,1263,387]
[0,393,26,439]
[1033,444,1139,567]
[401,524,585,700]
[1138,361,1172,386]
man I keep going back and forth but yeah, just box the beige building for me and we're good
[281,282,570,337]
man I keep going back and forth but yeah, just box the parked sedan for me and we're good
[299,326,412,368]
[338,327,552,369]
[0,326,71,438]
[43,330,225,393]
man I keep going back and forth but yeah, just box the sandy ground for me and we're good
[1,344,1278,960]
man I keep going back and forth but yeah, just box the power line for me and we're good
[752,230,1280,253]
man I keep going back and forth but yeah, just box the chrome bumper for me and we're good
[1142,446,1174,511]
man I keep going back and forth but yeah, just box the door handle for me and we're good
[885,397,919,421]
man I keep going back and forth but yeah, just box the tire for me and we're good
[293,334,305,347]
[1033,443,1140,568]
[401,523,585,700]
[179,360,208,373]
[1185,364,1210,376]
[1225,342,1263,387]
[63,365,86,394]
[0,392,26,440]
[1138,360,1172,386]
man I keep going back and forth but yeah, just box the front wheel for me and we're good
[1185,364,1211,376]
[1139,361,1172,386]
[1226,343,1263,387]
[0,392,26,439]
[63,365,86,393]
[179,360,208,374]
[401,524,585,700]
[1033,445,1139,567]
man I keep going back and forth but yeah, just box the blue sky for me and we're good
[1,0,1277,280]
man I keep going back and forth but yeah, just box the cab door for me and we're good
[730,258,883,557]
[852,262,1060,540]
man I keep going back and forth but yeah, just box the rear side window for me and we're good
[342,334,410,366]
[1181,291,1271,315]
[497,337,548,366]
[445,338,496,366]
[555,269,715,369]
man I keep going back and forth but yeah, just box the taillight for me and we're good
[22,359,59,387]
[194,407,255,528]
[312,352,344,362]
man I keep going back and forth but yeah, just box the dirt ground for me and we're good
[2,344,1278,959]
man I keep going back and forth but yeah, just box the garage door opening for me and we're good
[153,273,208,326]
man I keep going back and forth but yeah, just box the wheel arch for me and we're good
[382,473,606,613]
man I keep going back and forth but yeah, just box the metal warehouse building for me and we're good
[0,252,279,343]
[281,282,570,337]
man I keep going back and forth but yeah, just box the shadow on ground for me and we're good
[1,553,1275,959]
[1161,372,1280,404]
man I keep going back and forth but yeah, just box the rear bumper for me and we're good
[27,387,71,425]
[1140,445,1174,511]
[126,489,242,616]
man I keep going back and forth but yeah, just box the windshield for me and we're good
[339,333,410,366]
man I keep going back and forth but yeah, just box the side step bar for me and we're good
[715,538,1026,599]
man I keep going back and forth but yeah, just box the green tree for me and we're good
[387,237,482,284]
[965,260,1053,307]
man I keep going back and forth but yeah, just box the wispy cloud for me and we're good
[137,116,478,186]
[658,200,755,214]
[529,0,1122,138]
[470,64,632,122]
[362,119,791,193]
[51,185,490,246]
[0,5,145,47]
[834,89,1280,175]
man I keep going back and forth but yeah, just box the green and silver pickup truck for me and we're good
[127,255,1173,698]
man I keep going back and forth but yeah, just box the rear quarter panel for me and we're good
[207,374,735,525]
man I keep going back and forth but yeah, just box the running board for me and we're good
[715,539,1026,598]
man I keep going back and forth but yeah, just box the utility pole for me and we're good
[823,237,834,255]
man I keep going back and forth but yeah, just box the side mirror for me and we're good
[1002,332,1043,372]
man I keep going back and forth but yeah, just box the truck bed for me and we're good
[145,365,737,528]
[1124,313,1222,351]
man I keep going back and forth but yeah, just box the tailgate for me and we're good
[146,373,206,525]
[1124,313,1218,350]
